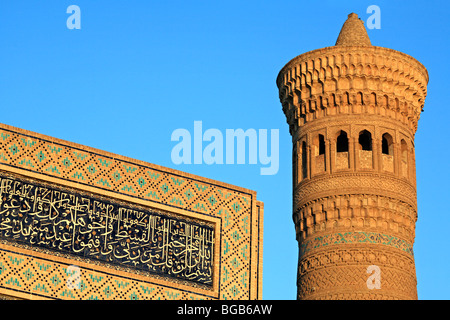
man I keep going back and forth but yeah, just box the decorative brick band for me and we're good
[294,172,417,209]
[299,231,414,258]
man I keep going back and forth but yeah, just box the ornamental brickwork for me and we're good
[277,13,428,299]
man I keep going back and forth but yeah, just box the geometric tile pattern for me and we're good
[0,247,212,300]
[299,231,414,258]
[0,124,263,300]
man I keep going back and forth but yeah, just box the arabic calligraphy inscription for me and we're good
[0,173,214,286]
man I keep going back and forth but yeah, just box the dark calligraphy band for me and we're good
[0,172,215,286]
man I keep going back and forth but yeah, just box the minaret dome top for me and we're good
[335,12,372,46]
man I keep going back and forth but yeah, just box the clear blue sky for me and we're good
[1,0,449,300]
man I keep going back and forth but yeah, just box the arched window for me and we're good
[401,140,408,162]
[370,92,377,105]
[359,130,372,151]
[314,134,326,173]
[401,139,408,178]
[293,143,298,186]
[382,133,394,155]
[381,133,394,172]
[302,141,307,180]
[336,131,349,169]
[357,92,363,105]
[319,134,325,155]
[358,130,373,169]
[336,131,348,152]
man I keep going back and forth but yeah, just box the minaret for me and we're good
[276,13,428,299]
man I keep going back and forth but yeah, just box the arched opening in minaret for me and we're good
[336,131,349,169]
[358,130,372,151]
[336,131,348,152]
[293,143,298,186]
[382,133,393,155]
[381,133,394,172]
[301,141,307,180]
[319,134,325,155]
[358,130,373,169]
[314,134,326,173]
[401,139,408,178]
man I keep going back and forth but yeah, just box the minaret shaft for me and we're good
[277,13,428,300]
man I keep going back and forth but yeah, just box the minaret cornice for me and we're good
[277,45,429,135]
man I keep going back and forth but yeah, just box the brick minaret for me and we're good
[276,13,428,299]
